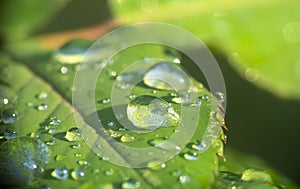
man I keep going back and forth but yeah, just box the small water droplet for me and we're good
[170,170,182,177]
[60,66,69,74]
[48,128,56,135]
[120,133,135,142]
[127,95,179,129]
[110,70,117,77]
[1,108,18,124]
[3,98,9,105]
[179,175,190,184]
[55,155,66,162]
[191,142,206,152]
[49,117,61,126]
[4,130,18,140]
[71,144,81,149]
[74,153,82,158]
[27,102,34,107]
[164,48,182,63]
[245,68,259,82]
[77,160,88,166]
[152,90,158,94]
[109,130,122,138]
[65,127,82,142]
[107,121,116,128]
[148,138,166,146]
[71,169,85,180]
[37,104,48,111]
[122,179,141,189]
[104,168,114,176]
[102,98,111,104]
[37,91,48,100]
[51,168,68,180]
[46,140,56,146]
[129,94,137,100]
[183,153,198,161]
[147,162,166,170]
[53,39,93,64]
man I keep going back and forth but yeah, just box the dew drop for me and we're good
[1,108,18,124]
[102,98,111,104]
[53,39,93,64]
[55,155,66,162]
[245,68,259,82]
[71,169,85,180]
[107,121,116,128]
[127,95,179,129]
[191,142,206,152]
[48,128,56,135]
[122,179,141,189]
[143,62,188,90]
[164,48,182,63]
[49,117,61,126]
[37,104,48,111]
[147,162,166,170]
[51,168,68,180]
[120,133,135,142]
[65,127,82,142]
[60,66,69,74]
[77,160,88,166]
[4,130,18,140]
[104,168,114,176]
[37,91,48,100]
[74,153,82,158]
[183,153,198,161]
[129,94,137,100]
[71,144,81,149]
[0,137,50,185]
[179,175,190,184]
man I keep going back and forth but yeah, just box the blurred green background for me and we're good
[1,0,299,185]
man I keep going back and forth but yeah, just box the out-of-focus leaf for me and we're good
[0,0,70,41]
[109,0,300,99]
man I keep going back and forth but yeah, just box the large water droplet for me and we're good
[51,168,69,180]
[127,95,179,129]
[120,133,135,142]
[143,62,189,90]
[53,39,93,64]
[1,108,18,124]
[122,179,141,189]
[0,137,50,185]
[65,127,82,142]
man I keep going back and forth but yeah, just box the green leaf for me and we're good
[109,0,300,99]
[0,0,70,41]
[0,41,224,188]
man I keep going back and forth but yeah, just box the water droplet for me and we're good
[127,95,179,129]
[27,102,34,107]
[37,91,48,100]
[183,153,198,161]
[129,94,136,100]
[152,90,158,94]
[215,92,225,103]
[179,175,190,184]
[109,130,122,138]
[0,137,50,185]
[74,153,82,158]
[65,127,82,142]
[53,39,93,64]
[37,104,48,111]
[170,170,182,177]
[164,48,182,63]
[147,162,166,170]
[77,160,88,166]
[1,108,18,124]
[102,98,111,104]
[3,98,9,105]
[110,70,117,77]
[107,121,116,128]
[55,155,66,162]
[4,130,18,140]
[60,66,69,74]
[148,138,166,146]
[143,62,188,90]
[282,22,300,43]
[46,140,56,146]
[245,68,259,82]
[71,169,85,180]
[104,168,114,176]
[120,133,135,142]
[51,168,68,180]
[191,142,206,152]
[48,128,56,135]
[49,117,61,125]
[122,179,141,189]
[71,144,81,149]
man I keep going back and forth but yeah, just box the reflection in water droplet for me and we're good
[1,109,18,124]
[71,169,85,180]
[282,22,300,43]
[164,48,182,63]
[179,175,190,184]
[129,94,137,100]
[53,39,93,64]
[49,117,61,126]
[127,95,179,129]
[104,168,114,176]
[77,160,88,166]
[191,142,206,152]
[244,68,259,82]
[143,62,188,90]
[65,127,82,142]
[147,162,166,170]
[120,133,135,142]
[74,153,82,158]
[37,104,48,111]
[48,128,56,135]
[102,98,111,104]
[71,144,81,149]
[3,98,9,105]
[122,179,141,189]
[51,168,68,180]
